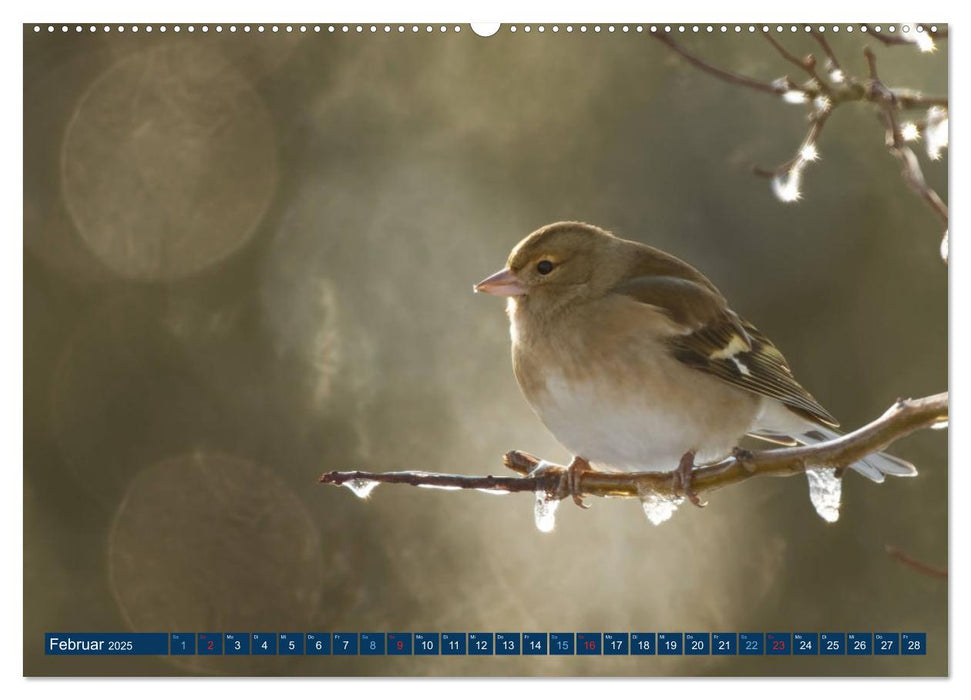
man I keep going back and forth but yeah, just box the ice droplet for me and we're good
[637,485,683,526]
[782,90,808,104]
[534,488,560,533]
[931,417,948,430]
[925,107,948,160]
[771,165,803,203]
[343,478,380,499]
[806,468,841,523]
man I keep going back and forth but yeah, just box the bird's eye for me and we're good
[536,260,554,275]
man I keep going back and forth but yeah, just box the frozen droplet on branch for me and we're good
[940,230,949,262]
[912,27,936,53]
[534,488,560,533]
[772,165,803,203]
[637,484,683,526]
[925,107,948,160]
[806,468,842,523]
[799,143,819,162]
[829,68,845,84]
[901,122,920,142]
[343,478,380,499]
[782,90,808,104]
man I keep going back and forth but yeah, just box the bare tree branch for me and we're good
[762,34,832,95]
[885,544,948,580]
[654,31,948,259]
[810,29,843,73]
[864,48,950,236]
[867,26,947,47]
[652,33,786,96]
[867,30,913,47]
[320,393,947,506]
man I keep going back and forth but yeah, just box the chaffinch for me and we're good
[475,221,915,512]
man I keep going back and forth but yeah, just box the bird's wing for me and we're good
[612,275,839,428]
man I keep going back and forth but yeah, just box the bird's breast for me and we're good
[508,298,759,470]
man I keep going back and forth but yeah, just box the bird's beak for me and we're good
[474,267,527,296]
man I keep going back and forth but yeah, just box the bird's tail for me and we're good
[798,427,917,483]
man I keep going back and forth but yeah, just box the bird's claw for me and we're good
[567,456,592,509]
[673,450,707,508]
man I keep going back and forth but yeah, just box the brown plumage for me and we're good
[475,221,915,489]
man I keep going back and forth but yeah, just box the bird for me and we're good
[474,221,915,510]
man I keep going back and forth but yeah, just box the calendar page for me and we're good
[23,18,948,677]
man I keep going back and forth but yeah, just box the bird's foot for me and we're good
[673,450,707,508]
[567,456,592,509]
[731,446,756,473]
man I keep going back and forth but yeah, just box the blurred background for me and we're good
[23,24,947,676]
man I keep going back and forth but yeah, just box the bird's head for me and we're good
[474,222,626,307]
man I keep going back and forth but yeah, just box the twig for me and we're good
[885,544,948,580]
[762,34,832,95]
[753,109,830,178]
[867,26,947,47]
[654,32,947,258]
[810,29,843,73]
[320,393,947,505]
[868,30,912,47]
[865,48,949,233]
[652,33,785,96]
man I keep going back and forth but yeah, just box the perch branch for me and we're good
[320,393,947,505]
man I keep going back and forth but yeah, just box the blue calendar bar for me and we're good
[361,633,385,655]
[225,633,249,655]
[46,633,169,655]
[252,633,276,655]
[441,633,466,655]
[306,633,331,655]
[902,633,927,655]
[658,633,683,655]
[603,633,629,655]
[685,633,710,655]
[577,633,602,655]
[766,632,791,656]
[279,633,303,655]
[170,633,195,655]
[415,633,440,655]
[496,632,521,655]
[198,633,222,655]
[43,631,927,657]
[712,633,736,655]
[523,633,548,655]
[333,633,358,655]
[388,633,412,655]
[793,633,818,655]
[821,632,845,655]
[848,633,873,656]
[874,633,899,655]
[631,633,656,655]
[469,633,494,655]
[739,633,763,655]
[550,633,575,655]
